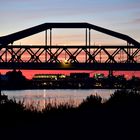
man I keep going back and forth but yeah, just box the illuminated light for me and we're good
[60,59,71,68]
[64,59,69,64]
[59,75,66,78]
[94,73,104,79]
[33,74,67,80]
[43,82,47,85]
[95,83,102,87]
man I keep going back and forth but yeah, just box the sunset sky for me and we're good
[0,0,140,79]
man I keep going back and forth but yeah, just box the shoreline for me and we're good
[1,87,128,91]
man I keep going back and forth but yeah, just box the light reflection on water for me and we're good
[3,89,115,110]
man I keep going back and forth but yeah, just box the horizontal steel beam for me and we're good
[0,45,139,49]
[0,62,140,71]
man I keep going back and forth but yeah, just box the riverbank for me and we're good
[0,89,140,139]
[2,89,115,110]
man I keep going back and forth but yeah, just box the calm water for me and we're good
[2,89,116,109]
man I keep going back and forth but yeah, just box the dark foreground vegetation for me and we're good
[1,89,140,139]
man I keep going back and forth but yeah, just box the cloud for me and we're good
[131,18,140,24]
[0,0,140,42]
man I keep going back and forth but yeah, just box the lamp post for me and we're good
[0,73,1,96]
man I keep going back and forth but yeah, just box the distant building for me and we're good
[33,74,66,81]
[70,73,90,79]
[94,73,105,79]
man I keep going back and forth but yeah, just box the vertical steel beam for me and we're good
[45,30,47,62]
[127,42,130,62]
[49,28,52,61]
[45,30,47,46]
[50,28,52,46]
[85,28,88,46]
[0,72,1,95]
[85,28,88,62]
[5,48,7,62]
[89,29,91,59]
[100,50,102,63]
[89,28,91,46]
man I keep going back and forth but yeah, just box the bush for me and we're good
[105,89,140,107]
[79,94,102,110]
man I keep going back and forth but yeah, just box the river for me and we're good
[2,89,116,109]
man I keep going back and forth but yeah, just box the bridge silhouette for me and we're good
[0,22,140,70]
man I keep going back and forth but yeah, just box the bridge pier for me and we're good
[0,73,1,96]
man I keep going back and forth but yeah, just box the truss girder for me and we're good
[0,45,140,70]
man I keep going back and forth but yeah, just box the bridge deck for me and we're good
[0,63,140,71]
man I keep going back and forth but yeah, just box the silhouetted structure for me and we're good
[0,22,140,71]
[1,70,140,89]
[70,73,89,79]
[1,70,30,89]
[0,73,1,95]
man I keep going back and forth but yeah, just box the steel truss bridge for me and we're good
[0,23,140,70]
